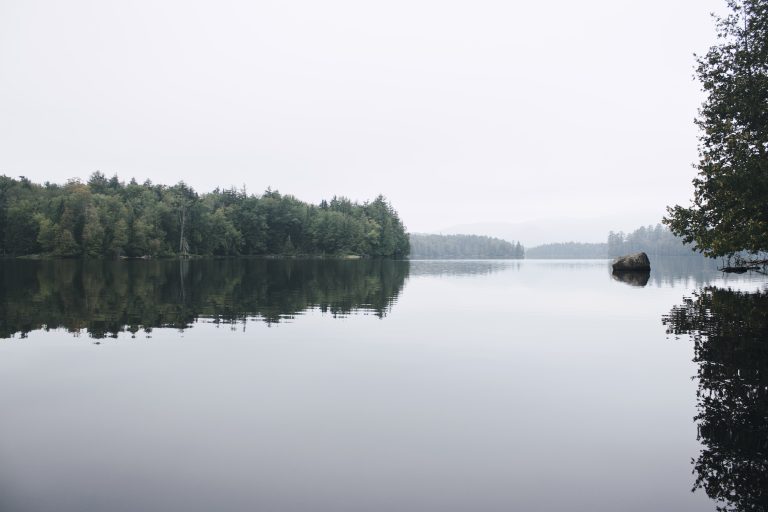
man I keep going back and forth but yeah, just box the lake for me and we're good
[0,258,765,512]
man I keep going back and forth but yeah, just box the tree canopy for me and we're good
[0,173,409,258]
[664,0,768,257]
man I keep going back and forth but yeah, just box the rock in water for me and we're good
[612,252,651,271]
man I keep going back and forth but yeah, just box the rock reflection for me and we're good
[0,259,409,339]
[611,270,650,287]
[663,287,768,512]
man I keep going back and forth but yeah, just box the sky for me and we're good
[0,0,726,238]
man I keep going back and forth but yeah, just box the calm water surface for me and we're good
[0,258,765,512]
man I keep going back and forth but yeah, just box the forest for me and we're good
[0,174,409,258]
[409,233,524,259]
[607,224,698,257]
[410,225,697,260]
[523,225,697,259]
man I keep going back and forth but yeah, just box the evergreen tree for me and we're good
[665,0,768,257]
[0,175,409,258]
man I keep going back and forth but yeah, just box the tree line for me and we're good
[522,224,698,259]
[0,173,409,258]
[411,224,700,260]
[608,224,698,257]
[408,233,524,259]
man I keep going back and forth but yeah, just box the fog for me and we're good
[0,0,724,237]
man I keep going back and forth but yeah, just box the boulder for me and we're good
[612,252,650,271]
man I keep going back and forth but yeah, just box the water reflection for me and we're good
[0,259,409,338]
[407,259,519,277]
[611,270,650,287]
[664,287,768,512]
[604,256,763,288]
[648,256,722,287]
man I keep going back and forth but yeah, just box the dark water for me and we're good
[0,258,765,512]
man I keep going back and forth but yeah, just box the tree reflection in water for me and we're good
[664,287,768,512]
[0,259,409,339]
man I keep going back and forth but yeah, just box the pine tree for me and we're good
[664,0,768,257]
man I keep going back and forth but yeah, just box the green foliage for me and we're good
[409,233,523,259]
[0,176,40,255]
[664,0,768,257]
[0,174,409,258]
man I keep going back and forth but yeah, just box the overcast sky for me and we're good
[0,0,725,234]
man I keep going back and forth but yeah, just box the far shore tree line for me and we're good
[409,224,706,260]
[523,224,703,260]
[408,233,524,259]
[0,174,409,258]
[0,175,720,263]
